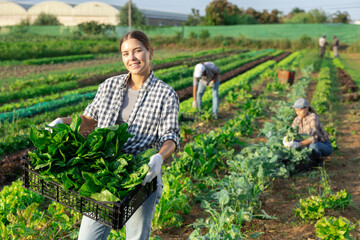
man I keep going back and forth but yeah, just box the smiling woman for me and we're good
[120,32,154,90]
[46,30,180,239]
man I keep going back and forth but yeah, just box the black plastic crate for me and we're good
[22,157,157,230]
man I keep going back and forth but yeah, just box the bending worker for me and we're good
[283,98,333,163]
[192,62,220,119]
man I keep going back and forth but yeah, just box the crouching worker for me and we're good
[192,62,220,119]
[283,98,333,164]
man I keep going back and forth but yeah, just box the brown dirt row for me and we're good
[338,68,360,102]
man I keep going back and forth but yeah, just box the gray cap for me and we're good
[292,98,309,109]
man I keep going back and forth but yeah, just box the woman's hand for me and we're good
[288,141,300,149]
[283,136,290,147]
[142,154,163,185]
[45,118,63,132]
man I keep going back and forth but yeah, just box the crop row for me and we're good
[0,39,119,61]
[0,50,277,125]
[2,48,234,92]
[311,64,333,114]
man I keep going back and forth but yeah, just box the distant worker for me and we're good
[192,62,220,119]
[319,34,327,58]
[333,35,340,58]
[283,98,333,165]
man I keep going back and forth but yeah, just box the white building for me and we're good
[0,0,188,26]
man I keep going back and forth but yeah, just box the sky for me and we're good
[13,0,360,21]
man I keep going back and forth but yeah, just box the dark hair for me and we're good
[308,106,317,115]
[119,30,151,52]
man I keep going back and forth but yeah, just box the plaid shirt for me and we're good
[83,71,180,155]
[291,112,330,144]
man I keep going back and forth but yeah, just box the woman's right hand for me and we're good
[283,136,289,147]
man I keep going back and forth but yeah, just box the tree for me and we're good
[269,9,281,23]
[332,11,350,24]
[245,8,262,22]
[284,8,329,23]
[185,8,205,26]
[77,21,115,35]
[307,9,329,23]
[258,10,270,24]
[118,2,146,26]
[290,7,305,15]
[33,12,61,26]
[205,0,241,25]
[284,12,310,23]
[236,14,258,24]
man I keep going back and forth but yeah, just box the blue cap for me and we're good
[292,98,309,109]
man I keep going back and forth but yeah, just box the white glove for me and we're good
[142,154,163,186]
[45,118,63,132]
[192,100,197,108]
[283,136,290,147]
[288,141,300,149]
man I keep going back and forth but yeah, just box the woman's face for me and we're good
[295,107,309,118]
[121,38,153,76]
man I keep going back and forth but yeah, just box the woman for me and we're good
[48,30,180,239]
[283,98,333,161]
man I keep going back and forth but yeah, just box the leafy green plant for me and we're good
[315,216,355,240]
[0,180,44,225]
[318,168,352,210]
[200,109,213,122]
[2,202,81,239]
[294,196,325,221]
[28,115,151,201]
[152,172,191,230]
[324,123,338,150]
[224,90,239,105]
[323,189,352,210]
[284,126,309,143]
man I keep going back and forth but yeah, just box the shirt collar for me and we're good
[121,71,156,91]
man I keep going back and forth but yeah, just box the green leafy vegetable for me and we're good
[28,115,153,201]
[315,216,355,240]
[285,126,309,142]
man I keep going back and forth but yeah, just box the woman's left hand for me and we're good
[142,154,163,185]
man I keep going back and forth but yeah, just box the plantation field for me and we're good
[162,24,360,44]
[0,45,360,239]
[2,24,360,43]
